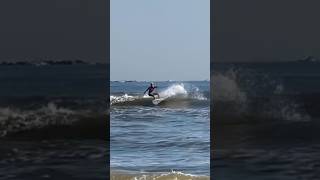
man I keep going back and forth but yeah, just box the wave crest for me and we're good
[0,102,107,138]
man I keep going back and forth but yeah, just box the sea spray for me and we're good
[159,84,188,98]
[213,70,246,103]
[212,67,311,122]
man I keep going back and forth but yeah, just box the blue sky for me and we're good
[111,0,209,81]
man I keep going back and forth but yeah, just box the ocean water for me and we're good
[110,81,210,179]
[213,62,320,180]
[0,65,108,179]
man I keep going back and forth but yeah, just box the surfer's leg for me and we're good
[149,93,155,99]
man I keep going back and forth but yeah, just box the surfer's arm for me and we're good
[143,88,149,94]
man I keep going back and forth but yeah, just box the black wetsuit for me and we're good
[145,86,159,99]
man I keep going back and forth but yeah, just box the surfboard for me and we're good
[152,97,166,105]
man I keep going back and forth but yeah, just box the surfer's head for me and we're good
[150,83,154,87]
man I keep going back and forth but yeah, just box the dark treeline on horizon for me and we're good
[213,56,320,64]
[0,59,107,66]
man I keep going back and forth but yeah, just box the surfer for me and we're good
[144,83,160,99]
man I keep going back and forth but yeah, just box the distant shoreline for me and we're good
[213,56,320,64]
[0,60,107,66]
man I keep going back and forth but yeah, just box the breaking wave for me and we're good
[0,100,107,139]
[213,68,312,123]
[110,84,209,107]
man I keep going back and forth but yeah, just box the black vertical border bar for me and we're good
[106,0,110,179]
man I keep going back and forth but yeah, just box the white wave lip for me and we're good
[158,84,188,98]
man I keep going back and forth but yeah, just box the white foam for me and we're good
[190,87,208,100]
[159,84,188,99]
[0,103,76,137]
[130,170,208,180]
[110,94,137,105]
